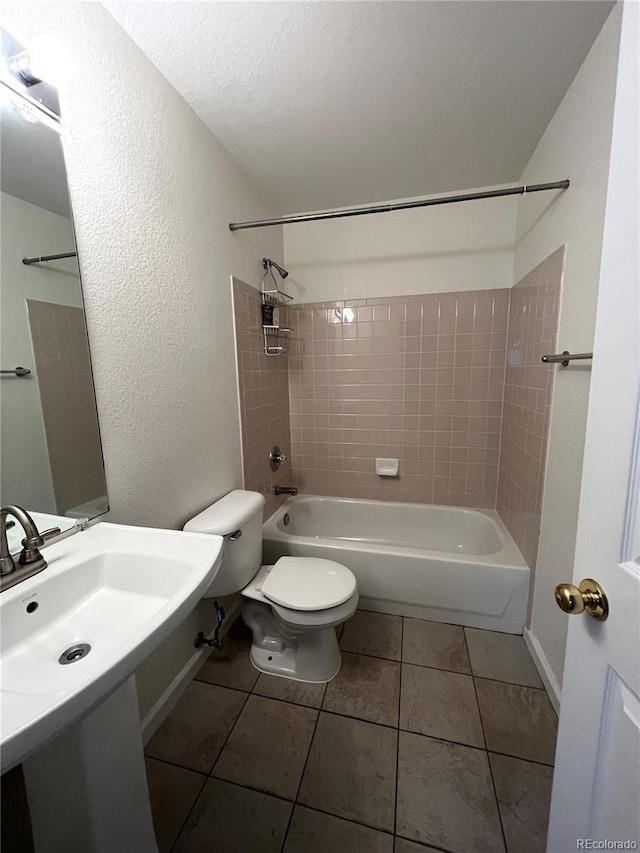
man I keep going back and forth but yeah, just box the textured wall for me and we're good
[514,6,620,691]
[232,278,292,519]
[288,289,509,507]
[284,193,517,304]
[497,249,563,580]
[1,3,283,722]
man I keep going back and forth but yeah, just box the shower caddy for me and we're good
[261,258,293,356]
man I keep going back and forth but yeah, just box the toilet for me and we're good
[184,490,358,682]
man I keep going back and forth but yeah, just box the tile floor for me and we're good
[144,610,557,853]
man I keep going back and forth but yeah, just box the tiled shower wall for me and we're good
[497,248,563,570]
[232,278,291,520]
[287,290,510,507]
[28,299,106,514]
[233,255,561,569]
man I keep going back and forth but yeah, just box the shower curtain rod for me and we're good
[229,179,569,231]
[22,252,77,265]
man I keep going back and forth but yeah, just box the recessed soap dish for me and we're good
[375,458,399,477]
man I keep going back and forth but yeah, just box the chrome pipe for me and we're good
[22,252,77,265]
[1,367,31,377]
[541,351,593,366]
[229,180,570,231]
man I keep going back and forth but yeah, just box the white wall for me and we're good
[0,191,81,512]
[2,2,283,718]
[284,191,517,303]
[515,5,622,699]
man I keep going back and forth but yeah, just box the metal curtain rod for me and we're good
[229,179,570,231]
[1,367,31,377]
[541,351,593,366]
[22,252,77,266]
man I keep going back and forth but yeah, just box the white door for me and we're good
[546,3,640,851]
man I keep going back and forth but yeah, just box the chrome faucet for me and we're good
[0,506,60,591]
[272,486,298,496]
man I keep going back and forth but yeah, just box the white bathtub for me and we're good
[263,495,529,634]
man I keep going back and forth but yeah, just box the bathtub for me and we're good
[263,495,529,634]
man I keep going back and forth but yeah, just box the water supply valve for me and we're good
[194,600,226,649]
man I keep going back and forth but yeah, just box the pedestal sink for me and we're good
[0,521,223,852]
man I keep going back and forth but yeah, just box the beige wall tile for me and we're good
[497,249,563,583]
[232,279,292,519]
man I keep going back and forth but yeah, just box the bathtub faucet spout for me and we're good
[273,486,298,496]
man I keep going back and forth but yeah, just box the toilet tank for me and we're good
[184,490,265,597]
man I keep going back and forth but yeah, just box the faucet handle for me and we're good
[40,527,62,541]
[19,527,60,568]
[21,527,61,548]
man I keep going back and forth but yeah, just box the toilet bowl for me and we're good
[184,490,358,682]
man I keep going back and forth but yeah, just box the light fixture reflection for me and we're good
[12,34,73,88]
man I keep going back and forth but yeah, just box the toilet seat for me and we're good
[262,556,357,611]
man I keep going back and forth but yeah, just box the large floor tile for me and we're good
[402,619,471,674]
[213,695,317,800]
[400,664,484,747]
[394,839,443,853]
[173,778,292,853]
[397,731,505,853]
[465,628,543,688]
[196,619,260,692]
[489,753,553,853]
[146,681,246,773]
[145,758,204,853]
[323,652,401,726]
[283,806,394,853]
[298,713,397,831]
[253,673,326,708]
[340,610,402,661]
[475,679,558,765]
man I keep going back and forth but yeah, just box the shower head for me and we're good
[263,258,289,279]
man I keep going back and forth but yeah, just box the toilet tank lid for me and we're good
[183,490,265,535]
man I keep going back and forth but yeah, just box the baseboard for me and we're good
[140,599,241,744]
[523,626,561,714]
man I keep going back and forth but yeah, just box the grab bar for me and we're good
[1,367,31,377]
[541,351,593,367]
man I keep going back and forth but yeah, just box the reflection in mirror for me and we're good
[0,86,108,531]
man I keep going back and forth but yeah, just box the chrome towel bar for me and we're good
[1,367,31,377]
[541,351,593,367]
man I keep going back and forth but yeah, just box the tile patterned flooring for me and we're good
[144,611,557,853]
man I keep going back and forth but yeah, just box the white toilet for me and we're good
[184,490,358,683]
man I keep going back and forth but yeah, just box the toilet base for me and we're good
[242,600,343,683]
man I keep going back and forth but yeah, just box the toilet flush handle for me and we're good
[226,529,242,541]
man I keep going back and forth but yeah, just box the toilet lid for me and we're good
[262,557,356,611]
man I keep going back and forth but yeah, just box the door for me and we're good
[546,3,640,850]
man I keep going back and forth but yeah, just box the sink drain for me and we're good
[58,643,91,665]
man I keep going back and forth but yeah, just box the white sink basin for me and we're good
[0,521,223,771]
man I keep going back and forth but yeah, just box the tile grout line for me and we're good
[393,617,404,841]
[463,628,509,853]
[206,776,401,843]
[338,646,548,691]
[279,688,326,853]
[191,675,554,765]
[167,771,209,853]
[169,685,253,851]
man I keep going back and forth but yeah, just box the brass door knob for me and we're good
[554,578,609,621]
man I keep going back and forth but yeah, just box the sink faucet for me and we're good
[272,486,298,496]
[1,506,60,591]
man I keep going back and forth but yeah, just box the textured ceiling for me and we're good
[105,0,613,214]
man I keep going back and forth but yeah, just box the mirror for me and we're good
[0,86,108,532]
